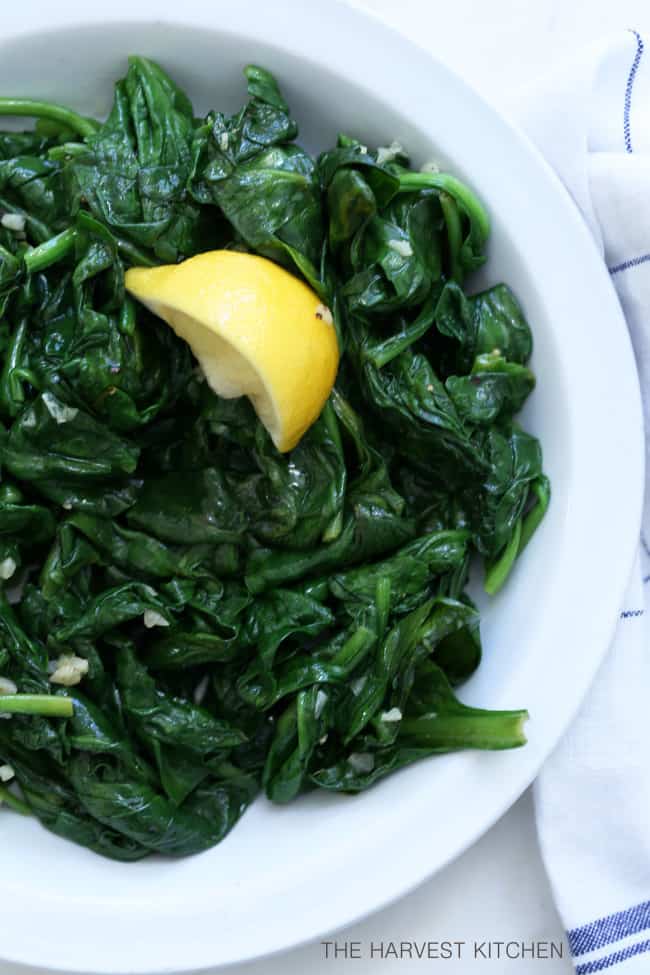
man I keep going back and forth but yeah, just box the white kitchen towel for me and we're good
[520,29,650,974]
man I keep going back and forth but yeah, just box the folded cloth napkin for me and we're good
[517,29,650,974]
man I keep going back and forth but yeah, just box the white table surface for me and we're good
[2,1,645,973]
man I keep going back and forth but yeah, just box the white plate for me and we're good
[0,1,644,971]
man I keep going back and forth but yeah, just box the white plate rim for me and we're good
[0,1,644,971]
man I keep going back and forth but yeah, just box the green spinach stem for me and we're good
[485,477,550,595]
[115,237,157,268]
[0,695,74,718]
[439,192,463,282]
[399,709,528,749]
[24,228,77,274]
[398,171,490,240]
[369,298,438,368]
[0,784,31,816]
[484,518,522,595]
[332,626,375,676]
[47,142,90,161]
[0,98,97,139]
[518,477,551,555]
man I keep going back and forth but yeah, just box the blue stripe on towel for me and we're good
[624,30,644,152]
[569,900,650,957]
[576,938,650,973]
[620,609,644,618]
[609,253,650,275]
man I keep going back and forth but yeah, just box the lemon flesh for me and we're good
[125,251,339,452]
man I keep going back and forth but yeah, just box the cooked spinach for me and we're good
[0,58,548,859]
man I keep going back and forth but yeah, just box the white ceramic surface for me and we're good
[0,1,644,972]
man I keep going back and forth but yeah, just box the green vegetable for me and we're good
[0,57,548,860]
[0,99,97,138]
[0,695,73,717]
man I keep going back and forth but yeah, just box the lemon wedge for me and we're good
[125,251,339,452]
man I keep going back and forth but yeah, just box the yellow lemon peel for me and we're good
[125,251,339,452]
